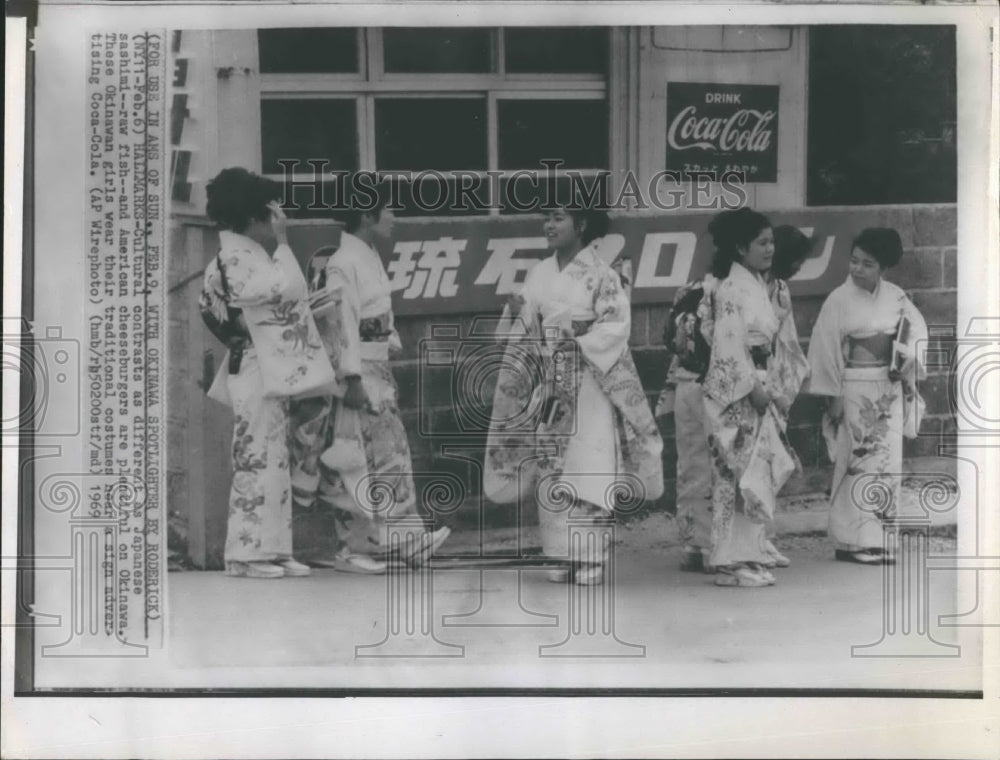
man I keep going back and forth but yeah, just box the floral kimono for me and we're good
[657,275,718,554]
[295,231,425,553]
[702,263,808,569]
[806,276,927,551]
[484,245,664,561]
[200,231,333,566]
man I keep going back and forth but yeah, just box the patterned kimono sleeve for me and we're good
[770,280,810,410]
[576,265,631,374]
[662,283,693,350]
[509,272,545,342]
[702,278,757,407]
[900,293,929,384]
[697,282,716,350]
[325,256,363,379]
[805,293,844,397]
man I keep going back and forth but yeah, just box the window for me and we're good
[257,27,611,217]
[503,27,608,74]
[807,25,956,206]
[258,28,360,74]
[383,28,493,74]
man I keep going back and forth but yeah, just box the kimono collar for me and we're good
[731,261,769,292]
[340,231,382,259]
[845,274,883,301]
[551,243,598,272]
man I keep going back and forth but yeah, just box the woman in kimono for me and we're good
[485,205,664,585]
[657,274,718,573]
[302,198,451,573]
[806,228,927,564]
[755,224,820,570]
[199,168,335,579]
[702,209,809,588]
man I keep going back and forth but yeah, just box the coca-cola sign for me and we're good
[666,82,780,182]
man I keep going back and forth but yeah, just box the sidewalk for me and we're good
[446,455,959,555]
[165,536,973,690]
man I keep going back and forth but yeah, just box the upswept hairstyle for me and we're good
[566,205,611,246]
[205,167,283,233]
[708,207,772,279]
[772,224,817,280]
[852,227,904,269]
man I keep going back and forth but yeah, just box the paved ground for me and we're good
[167,531,980,692]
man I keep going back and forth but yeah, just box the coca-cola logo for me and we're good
[667,105,776,153]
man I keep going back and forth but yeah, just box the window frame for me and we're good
[258,27,611,217]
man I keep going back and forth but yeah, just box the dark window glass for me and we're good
[258,28,359,74]
[261,99,358,175]
[375,98,487,171]
[498,99,608,170]
[383,28,493,73]
[807,25,956,205]
[504,27,608,74]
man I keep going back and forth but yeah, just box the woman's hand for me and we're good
[748,382,771,414]
[268,201,288,247]
[342,376,371,411]
[827,396,845,424]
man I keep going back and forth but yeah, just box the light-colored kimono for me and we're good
[702,263,808,569]
[200,231,333,565]
[660,275,719,553]
[485,244,664,561]
[806,276,927,551]
[295,231,424,553]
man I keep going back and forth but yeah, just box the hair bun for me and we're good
[853,227,903,269]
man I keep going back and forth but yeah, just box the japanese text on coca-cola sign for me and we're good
[666,82,780,182]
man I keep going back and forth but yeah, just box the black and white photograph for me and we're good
[3,1,998,758]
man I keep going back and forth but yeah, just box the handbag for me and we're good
[202,252,248,408]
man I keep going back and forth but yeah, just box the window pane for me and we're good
[504,27,608,74]
[498,100,608,170]
[261,99,358,175]
[383,28,494,73]
[807,25,956,205]
[258,29,360,74]
[376,98,487,171]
